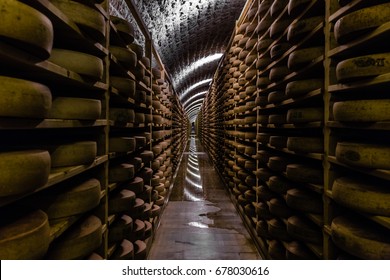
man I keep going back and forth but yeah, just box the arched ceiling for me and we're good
[110,0,246,122]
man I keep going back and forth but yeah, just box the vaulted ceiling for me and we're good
[110,0,246,122]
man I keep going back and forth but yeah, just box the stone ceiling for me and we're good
[110,0,246,121]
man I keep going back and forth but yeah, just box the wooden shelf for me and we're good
[329,0,368,22]
[0,155,108,207]
[327,121,390,131]
[328,73,390,93]
[49,214,82,242]
[0,118,107,130]
[327,156,390,181]
[260,89,322,111]
[264,143,324,161]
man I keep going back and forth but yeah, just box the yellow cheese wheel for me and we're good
[245,39,257,51]
[270,19,291,39]
[269,197,293,218]
[134,240,147,260]
[269,240,286,260]
[37,178,101,219]
[130,219,145,241]
[256,18,273,36]
[108,215,133,243]
[110,15,135,44]
[331,216,390,259]
[336,142,390,169]
[0,210,50,259]
[109,163,135,183]
[287,16,323,42]
[287,137,323,153]
[286,164,323,185]
[50,0,106,43]
[269,66,291,82]
[49,141,97,167]
[336,53,390,82]
[0,0,53,60]
[49,49,103,80]
[271,43,291,59]
[286,188,323,214]
[268,175,293,194]
[285,241,316,259]
[333,99,390,122]
[48,97,101,120]
[288,46,324,70]
[287,215,322,244]
[108,189,136,214]
[268,156,290,172]
[47,215,102,259]
[110,46,137,69]
[109,137,136,153]
[111,239,134,260]
[268,218,291,241]
[110,77,136,98]
[286,79,323,97]
[287,107,323,123]
[268,114,286,125]
[259,0,272,17]
[257,38,273,52]
[271,0,289,18]
[269,135,288,148]
[0,150,51,197]
[334,4,390,44]
[126,177,144,194]
[255,219,270,238]
[333,176,390,216]
[0,76,52,118]
[268,90,286,104]
[110,108,135,123]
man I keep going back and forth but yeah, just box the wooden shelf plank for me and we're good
[0,119,107,130]
[328,73,390,93]
[49,214,82,242]
[327,121,390,131]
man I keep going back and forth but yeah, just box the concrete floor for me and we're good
[148,136,260,260]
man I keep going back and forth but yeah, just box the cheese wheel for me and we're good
[238,37,249,48]
[287,107,323,123]
[257,39,273,52]
[256,219,270,238]
[270,19,291,39]
[271,0,289,18]
[336,142,390,169]
[256,19,273,36]
[336,53,390,82]
[108,215,133,243]
[286,79,323,97]
[50,0,106,42]
[288,216,322,244]
[238,22,250,34]
[334,4,390,44]
[0,210,50,259]
[49,49,103,80]
[271,43,291,59]
[151,204,161,218]
[109,137,135,153]
[110,16,135,44]
[109,163,135,183]
[50,141,96,167]
[245,69,257,80]
[268,114,286,125]
[269,197,294,218]
[110,108,135,123]
[110,46,137,69]
[37,178,101,219]
[130,219,145,241]
[129,43,144,58]
[135,113,145,124]
[259,0,272,17]
[287,137,323,153]
[288,16,323,42]
[0,150,50,197]
[48,215,102,260]
[256,150,273,165]
[111,239,134,260]
[155,195,164,206]
[129,157,142,171]
[288,0,313,16]
[254,202,272,219]
[256,133,271,144]
[269,240,286,260]
[331,216,390,259]
[108,189,136,214]
[286,188,323,214]
[129,198,145,218]
[134,240,147,260]
[110,77,136,98]
[285,241,316,259]
[332,177,390,216]
[255,168,274,182]
[269,66,291,82]
[0,0,53,60]
[286,164,323,185]
[144,220,152,238]
[0,76,52,118]
[245,39,257,51]
[139,167,153,181]
[268,218,291,241]
[268,156,290,172]
[268,175,292,194]
[288,47,324,70]
[257,76,270,88]
[48,97,101,120]
[268,90,286,104]
[333,99,390,122]
[269,136,288,148]
[126,177,144,194]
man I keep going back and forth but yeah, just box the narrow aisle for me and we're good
[148,136,260,260]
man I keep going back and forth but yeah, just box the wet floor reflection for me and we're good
[170,135,205,201]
